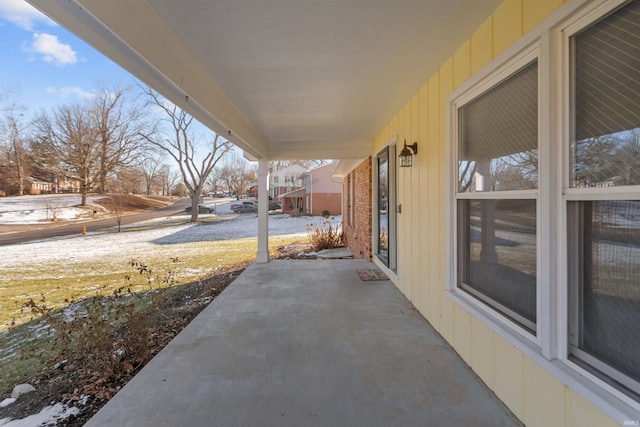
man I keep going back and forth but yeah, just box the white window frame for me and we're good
[448,42,542,345]
[446,0,640,420]
[559,0,640,404]
[373,138,398,274]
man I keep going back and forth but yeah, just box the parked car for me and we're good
[185,204,215,214]
[233,204,258,214]
[230,200,256,210]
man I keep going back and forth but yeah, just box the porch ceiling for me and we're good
[27,0,501,161]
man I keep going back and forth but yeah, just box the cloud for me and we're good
[24,32,77,66]
[0,0,55,30]
[46,86,96,101]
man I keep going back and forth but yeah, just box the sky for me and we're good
[0,0,138,116]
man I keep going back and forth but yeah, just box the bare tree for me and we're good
[0,106,31,195]
[92,85,146,193]
[33,104,100,205]
[140,88,231,221]
[206,167,226,195]
[158,165,181,197]
[218,153,256,200]
[140,155,164,195]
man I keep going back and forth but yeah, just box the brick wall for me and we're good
[310,193,341,216]
[342,157,372,259]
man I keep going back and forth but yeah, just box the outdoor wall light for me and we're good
[399,140,418,167]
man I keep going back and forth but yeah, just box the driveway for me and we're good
[0,198,191,246]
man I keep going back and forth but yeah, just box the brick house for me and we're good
[279,164,342,216]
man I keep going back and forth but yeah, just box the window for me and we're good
[447,0,640,414]
[377,148,390,265]
[455,58,539,333]
[376,145,397,269]
[567,0,640,398]
[348,174,354,226]
[273,176,279,184]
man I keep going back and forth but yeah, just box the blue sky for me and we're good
[0,0,243,163]
[0,0,138,115]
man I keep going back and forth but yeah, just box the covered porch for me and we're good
[85,259,520,426]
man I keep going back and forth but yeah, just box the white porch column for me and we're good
[475,160,497,263]
[256,159,270,263]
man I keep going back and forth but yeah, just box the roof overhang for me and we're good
[27,0,502,161]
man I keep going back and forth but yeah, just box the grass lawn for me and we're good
[0,234,307,392]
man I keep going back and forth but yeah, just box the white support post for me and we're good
[475,160,497,263]
[256,159,269,263]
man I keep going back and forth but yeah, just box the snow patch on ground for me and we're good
[0,397,87,426]
[0,194,104,224]
[0,212,340,269]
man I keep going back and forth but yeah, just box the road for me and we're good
[0,198,192,246]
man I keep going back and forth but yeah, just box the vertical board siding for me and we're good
[470,318,494,386]
[523,358,566,426]
[427,74,441,327]
[453,40,471,90]
[367,0,619,425]
[418,83,430,316]
[471,16,494,74]
[410,93,421,309]
[523,0,565,33]
[437,58,453,337]
[494,0,523,57]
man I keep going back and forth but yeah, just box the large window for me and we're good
[567,0,640,398]
[455,58,539,333]
[448,0,640,413]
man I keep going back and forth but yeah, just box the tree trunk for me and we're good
[17,163,25,196]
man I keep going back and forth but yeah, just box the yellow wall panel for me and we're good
[471,16,493,75]
[522,358,565,427]
[523,0,564,34]
[439,295,455,342]
[389,115,398,143]
[454,304,472,363]
[437,58,451,334]
[565,389,618,427]
[453,40,471,90]
[410,93,422,309]
[493,0,522,57]
[470,318,493,386]
[417,84,430,316]
[493,337,523,419]
[427,73,441,326]
[397,106,410,298]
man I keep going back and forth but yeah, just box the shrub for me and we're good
[307,218,343,251]
[18,258,182,398]
[321,210,330,217]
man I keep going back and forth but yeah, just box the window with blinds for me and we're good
[456,59,539,333]
[568,0,640,398]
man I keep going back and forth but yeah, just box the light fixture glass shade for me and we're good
[399,145,413,167]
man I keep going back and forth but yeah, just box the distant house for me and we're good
[29,166,81,194]
[246,183,258,198]
[279,164,342,216]
[28,177,55,194]
[269,164,307,199]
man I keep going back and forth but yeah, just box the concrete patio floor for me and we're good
[86,259,521,427]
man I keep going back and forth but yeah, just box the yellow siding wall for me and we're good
[372,0,618,425]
